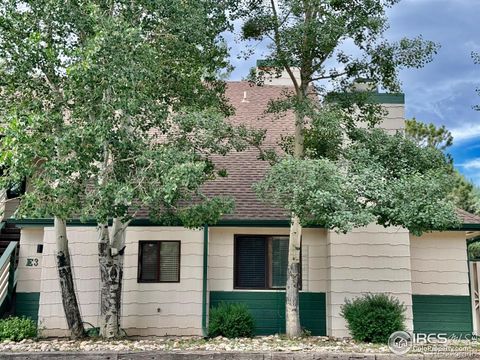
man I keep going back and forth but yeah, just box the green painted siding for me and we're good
[326,92,405,104]
[412,295,473,336]
[15,292,40,322]
[370,93,405,104]
[210,291,326,335]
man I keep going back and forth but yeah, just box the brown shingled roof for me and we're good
[141,81,480,226]
[456,208,480,225]
[202,82,294,221]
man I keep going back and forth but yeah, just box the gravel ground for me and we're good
[0,335,479,354]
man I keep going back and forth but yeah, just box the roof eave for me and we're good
[460,223,480,231]
[9,218,480,231]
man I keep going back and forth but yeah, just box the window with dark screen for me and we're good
[234,235,296,289]
[138,241,180,283]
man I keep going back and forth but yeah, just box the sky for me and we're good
[226,0,480,185]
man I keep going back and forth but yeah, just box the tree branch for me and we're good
[270,0,299,93]
[310,70,349,82]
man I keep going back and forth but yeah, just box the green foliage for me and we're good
[347,129,459,235]
[468,241,480,260]
[340,294,406,344]
[235,0,438,93]
[405,118,480,215]
[450,172,479,215]
[208,302,255,338]
[405,118,453,150]
[255,126,460,235]
[283,104,345,160]
[85,327,100,338]
[254,156,374,231]
[234,0,457,236]
[0,0,260,226]
[0,317,37,341]
[0,0,262,339]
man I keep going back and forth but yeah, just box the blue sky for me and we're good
[226,0,480,185]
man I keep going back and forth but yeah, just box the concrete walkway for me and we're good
[0,352,478,360]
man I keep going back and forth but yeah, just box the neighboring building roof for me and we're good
[456,208,480,227]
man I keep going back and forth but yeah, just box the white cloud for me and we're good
[464,40,480,53]
[451,124,480,142]
[406,77,477,113]
[459,158,480,170]
[467,143,480,150]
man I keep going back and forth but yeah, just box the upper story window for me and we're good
[138,241,180,283]
[234,235,295,289]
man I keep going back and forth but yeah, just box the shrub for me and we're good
[468,241,480,260]
[0,316,37,341]
[340,293,406,344]
[208,302,255,338]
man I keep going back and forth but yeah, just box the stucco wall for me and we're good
[25,224,469,337]
[410,231,472,337]
[381,103,405,132]
[122,226,204,336]
[355,102,404,134]
[327,224,414,338]
[208,227,327,293]
[38,226,204,337]
[16,228,44,293]
[410,231,469,296]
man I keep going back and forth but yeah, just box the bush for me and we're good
[208,302,255,338]
[340,293,406,344]
[468,241,480,260]
[0,316,37,341]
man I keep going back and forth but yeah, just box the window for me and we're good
[138,241,180,283]
[234,235,298,289]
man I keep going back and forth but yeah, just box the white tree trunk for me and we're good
[286,215,302,337]
[54,216,85,338]
[98,218,126,338]
[286,95,305,337]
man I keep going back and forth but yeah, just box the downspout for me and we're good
[201,224,209,337]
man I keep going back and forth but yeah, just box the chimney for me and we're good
[256,59,301,86]
[349,78,405,132]
[350,78,378,92]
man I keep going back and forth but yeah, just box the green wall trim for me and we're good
[11,218,324,229]
[370,93,405,104]
[461,224,480,230]
[214,220,292,227]
[15,292,40,322]
[412,295,473,336]
[12,217,478,231]
[327,91,405,104]
[11,218,294,228]
[209,291,326,336]
[12,218,164,227]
